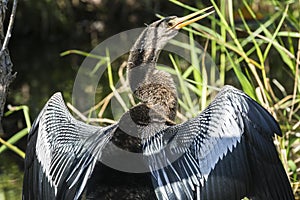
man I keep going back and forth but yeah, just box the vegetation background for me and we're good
[0,0,299,199]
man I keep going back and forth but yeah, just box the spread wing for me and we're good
[144,85,294,200]
[22,93,117,200]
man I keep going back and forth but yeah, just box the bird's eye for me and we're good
[167,20,175,27]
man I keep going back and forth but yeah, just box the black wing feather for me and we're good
[22,92,117,200]
[145,85,294,200]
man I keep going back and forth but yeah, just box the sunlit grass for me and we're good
[167,0,300,196]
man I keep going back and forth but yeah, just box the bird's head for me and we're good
[141,6,215,50]
[128,6,215,69]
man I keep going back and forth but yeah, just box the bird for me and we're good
[22,6,295,200]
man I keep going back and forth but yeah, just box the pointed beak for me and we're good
[172,6,215,29]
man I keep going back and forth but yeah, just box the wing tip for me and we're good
[46,92,66,108]
[30,92,66,133]
[221,85,283,137]
[50,92,64,101]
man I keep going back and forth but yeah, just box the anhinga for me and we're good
[23,7,294,200]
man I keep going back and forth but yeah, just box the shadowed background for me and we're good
[0,0,299,199]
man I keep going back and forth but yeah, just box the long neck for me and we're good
[127,27,178,122]
[127,26,165,70]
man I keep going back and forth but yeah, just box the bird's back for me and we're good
[84,162,156,200]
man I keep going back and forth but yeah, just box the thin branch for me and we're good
[0,0,18,54]
[87,118,116,124]
[67,102,88,122]
[67,102,116,124]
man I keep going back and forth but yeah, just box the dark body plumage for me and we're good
[23,10,294,200]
